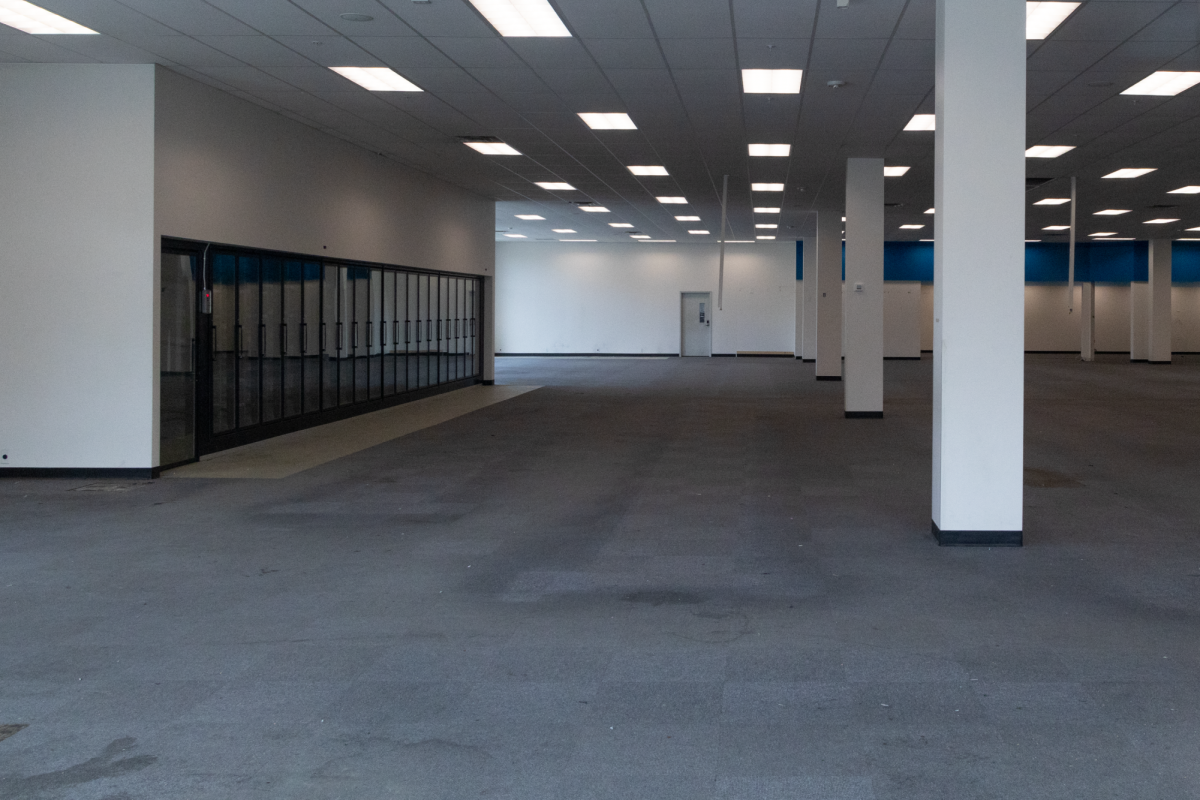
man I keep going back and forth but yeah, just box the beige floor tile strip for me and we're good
[164,385,540,479]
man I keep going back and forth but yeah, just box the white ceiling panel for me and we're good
[1053,2,1172,42]
[103,34,242,67]
[192,66,299,93]
[114,0,259,35]
[201,0,333,36]
[43,35,161,64]
[351,36,459,69]
[809,37,889,72]
[659,39,737,70]
[736,38,811,70]
[731,0,817,40]
[0,34,93,62]
[379,0,496,38]
[1027,40,1122,72]
[505,38,596,69]
[196,36,315,67]
[643,0,733,40]
[429,37,526,69]
[44,0,179,36]
[554,0,656,38]
[401,68,487,93]
[535,68,615,97]
[469,67,550,93]
[813,0,907,39]
[1131,3,1200,42]
[584,39,667,70]
[288,0,419,37]
[271,36,380,67]
[878,37,933,71]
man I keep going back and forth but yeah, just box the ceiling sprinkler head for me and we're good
[827,80,846,89]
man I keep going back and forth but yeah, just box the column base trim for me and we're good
[481,379,495,385]
[933,522,1022,547]
[815,375,842,381]
[845,411,883,419]
[1148,360,1172,365]
[800,358,815,362]
[0,468,155,480]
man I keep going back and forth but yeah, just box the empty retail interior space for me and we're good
[2,1,1199,798]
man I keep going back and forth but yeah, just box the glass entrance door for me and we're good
[160,250,197,466]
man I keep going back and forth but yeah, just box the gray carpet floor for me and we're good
[2,354,1198,799]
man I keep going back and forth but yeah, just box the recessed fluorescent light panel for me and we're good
[883,166,910,177]
[757,235,776,240]
[1094,210,1129,216]
[1168,186,1200,194]
[1189,227,1200,232]
[515,215,544,220]
[331,67,422,92]
[631,234,651,239]
[754,207,781,214]
[675,216,701,221]
[688,230,709,234]
[1043,225,1070,231]
[1103,168,1156,179]
[1026,2,1080,40]
[748,144,792,157]
[1121,71,1200,97]
[466,0,570,37]
[1034,198,1071,205]
[1026,145,1075,158]
[639,240,678,243]
[752,183,785,192]
[464,141,521,155]
[925,208,935,214]
[580,205,609,212]
[552,229,575,233]
[628,165,668,176]
[503,233,526,238]
[0,0,97,33]
[904,114,936,131]
[560,239,596,242]
[755,224,778,229]
[1089,232,1115,237]
[741,69,803,94]
[657,197,687,204]
[578,113,636,130]
[535,181,575,191]
[1144,218,1180,224]
[900,224,925,230]
[609,223,634,228]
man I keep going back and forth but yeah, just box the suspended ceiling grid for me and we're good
[0,0,1198,243]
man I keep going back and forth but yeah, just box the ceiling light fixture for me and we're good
[1168,186,1200,195]
[1026,2,1080,40]
[631,234,651,239]
[1034,198,1071,205]
[560,239,596,242]
[579,205,609,212]
[1188,227,1200,232]
[675,215,701,221]
[1121,71,1200,97]
[609,223,634,228]
[1144,218,1180,224]
[656,196,687,204]
[904,114,936,131]
[688,230,710,234]
[900,224,925,230]
[752,183,785,192]
[757,235,777,240]
[503,233,526,238]
[748,144,792,157]
[515,214,544,220]
[884,166,910,177]
[628,165,668,176]
[578,112,636,130]
[755,223,778,229]
[1103,168,1156,179]
[552,229,576,233]
[741,69,804,93]
[754,207,781,214]
[1093,210,1129,216]
[464,141,521,155]
[924,208,935,214]
[1088,232,1116,237]
[330,67,422,91]
[0,0,97,33]
[466,0,571,37]
[1025,145,1075,158]
[535,181,575,191]
[638,240,678,243]
[1043,225,1070,231]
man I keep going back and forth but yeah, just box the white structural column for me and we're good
[1148,239,1172,363]
[814,206,843,379]
[800,214,818,361]
[1080,282,1096,361]
[843,158,885,416]
[1130,281,1149,360]
[932,0,1025,546]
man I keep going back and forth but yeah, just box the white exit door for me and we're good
[681,292,712,356]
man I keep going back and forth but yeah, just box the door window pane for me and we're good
[160,252,196,464]
[382,270,396,396]
[283,260,303,418]
[211,254,237,433]
[261,257,283,423]
[302,262,321,414]
[237,255,261,427]
[322,264,339,410]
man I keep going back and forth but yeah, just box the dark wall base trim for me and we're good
[496,353,679,358]
[845,411,884,418]
[816,375,842,381]
[712,353,736,357]
[884,356,922,361]
[1149,360,1172,364]
[1129,358,1148,363]
[800,358,815,362]
[933,522,1022,547]
[0,468,155,480]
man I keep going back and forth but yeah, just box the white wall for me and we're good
[154,67,494,278]
[496,242,795,355]
[0,65,156,470]
[1174,285,1200,352]
[884,282,922,358]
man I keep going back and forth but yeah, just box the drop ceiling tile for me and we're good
[0,35,94,62]
[878,37,933,71]
[1132,3,1200,42]
[735,39,811,69]
[44,35,161,64]
[814,0,906,38]
[0,46,30,62]
[810,38,889,72]
[435,93,531,127]
[102,34,243,67]
[469,67,550,93]
[191,66,299,92]
[585,39,665,70]
[201,0,335,36]
[401,68,487,93]
[536,69,615,97]
[868,69,932,96]
[497,92,569,112]
[1091,39,1197,74]
[428,37,526,69]
[1053,2,1172,42]
[42,0,179,36]
[505,38,596,69]
[256,66,354,93]
[731,0,817,39]
[605,68,674,95]
[659,39,737,70]
[1028,71,1078,96]
[643,0,733,39]
[272,36,380,67]
[196,36,315,67]
[1027,40,1121,72]
[114,0,260,35]
[378,0,496,38]
[672,69,740,95]
[288,0,419,37]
